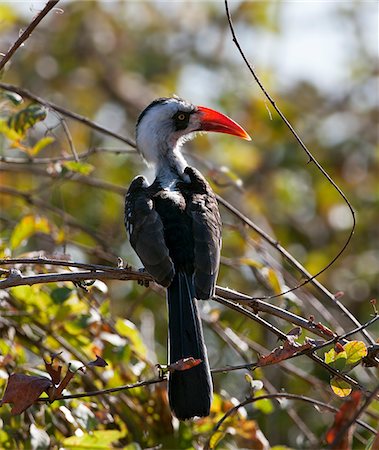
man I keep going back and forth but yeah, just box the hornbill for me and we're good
[125,97,250,420]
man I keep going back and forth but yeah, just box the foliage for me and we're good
[0,1,378,449]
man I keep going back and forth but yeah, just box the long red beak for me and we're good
[197,106,251,141]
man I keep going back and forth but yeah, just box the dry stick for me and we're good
[0,1,60,71]
[223,1,375,347]
[0,82,135,148]
[204,393,376,450]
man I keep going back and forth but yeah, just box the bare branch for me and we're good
[0,82,136,148]
[204,392,376,450]
[0,1,60,72]
[223,1,374,348]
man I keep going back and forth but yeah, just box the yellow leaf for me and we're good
[63,161,94,175]
[0,119,23,142]
[344,341,368,365]
[330,377,352,397]
[10,215,51,250]
[30,136,55,156]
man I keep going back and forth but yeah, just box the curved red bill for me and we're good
[197,106,251,141]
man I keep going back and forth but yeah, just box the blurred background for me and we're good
[0,1,378,448]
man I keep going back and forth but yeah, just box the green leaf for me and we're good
[30,136,55,156]
[62,430,123,449]
[115,318,147,357]
[51,287,73,304]
[330,377,352,397]
[254,389,274,415]
[7,104,47,135]
[62,161,94,175]
[10,215,51,250]
[344,341,368,365]
[324,348,347,371]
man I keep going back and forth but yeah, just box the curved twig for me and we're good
[224,0,356,298]
[223,1,375,348]
[204,392,376,450]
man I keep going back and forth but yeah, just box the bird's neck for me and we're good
[145,142,188,187]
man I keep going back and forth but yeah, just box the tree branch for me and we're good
[0,82,136,148]
[0,1,60,72]
[223,0,375,348]
[204,392,376,450]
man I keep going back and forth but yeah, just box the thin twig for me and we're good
[37,376,165,402]
[204,392,376,450]
[61,118,79,162]
[224,0,356,296]
[0,82,136,148]
[222,1,374,348]
[0,1,60,71]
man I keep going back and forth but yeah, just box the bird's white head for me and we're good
[136,97,251,177]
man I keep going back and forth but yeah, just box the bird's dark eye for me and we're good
[173,111,191,131]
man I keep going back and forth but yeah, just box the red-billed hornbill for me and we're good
[125,97,250,420]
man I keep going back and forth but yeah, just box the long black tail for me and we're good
[167,271,212,420]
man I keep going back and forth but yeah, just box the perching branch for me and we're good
[2,81,371,346]
[0,1,60,72]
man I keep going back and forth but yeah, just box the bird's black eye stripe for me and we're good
[173,111,191,131]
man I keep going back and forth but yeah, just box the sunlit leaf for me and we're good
[254,389,274,415]
[10,215,51,250]
[30,136,55,156]
[324,348,347,371]
[0,119,23,142]
[344,341,367,365]
[115,318,147,357]
[266,268,282,294]
[62,430,123,449]
[330,377,352,397]
[63,161,95,175]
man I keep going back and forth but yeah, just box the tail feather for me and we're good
[167,272,212,420]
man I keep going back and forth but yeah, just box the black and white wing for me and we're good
[125,176,174,287]
[183,167,222,300]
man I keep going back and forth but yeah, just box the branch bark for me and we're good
[0,1,60,71]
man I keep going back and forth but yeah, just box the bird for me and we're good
[125,97,250,420]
